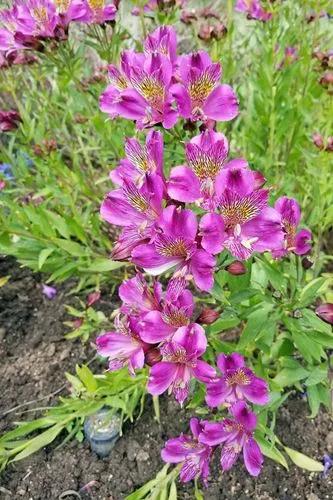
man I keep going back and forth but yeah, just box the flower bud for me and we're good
[87,291,101,307]
[301,256,313,269]
[72,318,84,329]
[197,307,219,325]
[0,110,21,132]
[145,348,162,366]
[253,170,266,189]
[319,71,333,87]
[226,261,246,275]
[312,132,324,150]
[316,304,333,325]
[0,180,5,190]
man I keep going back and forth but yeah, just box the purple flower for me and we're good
[131,205,216,291]
[200,401,264,476]
[171,51,238,123]
[100,175,164,260]
[161,418,212,483]
[96,315,149,375]
[13,0,60,39]
[273,197,312,258]
[206,353,269,407]
[77,0,117,24]
[167,130,229,208]
[147,324,216,405]
[110,130,164,187]
[144,25,178,67]
[55,0,88,27]
[200,188,284,261]
[42,284,57,299]
[0,110,22,132]
[235,0,272,22]
[316,304,333,325]
[100,50,177,129]
[323,454,333,477]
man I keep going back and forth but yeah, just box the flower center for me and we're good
[284,221,296,249]
[190,153,221,181]
[189,72,215,106]
[219,195,262,228]
[162,309,189,327]
[55,0,70,12]
[32,7,48,22]
[226,369,251,386]
[88,0,105,10]
[155,236,190,258]
[137,77,165,107]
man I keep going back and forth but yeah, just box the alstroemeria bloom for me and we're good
[200,401,264,476]
[147,324,215,405]
[96,315,149,375]
[144,25,177,68]
[235,0,272,22]
[131,205,216,291]
[273,197,312,258]
[168,130,229,208]
[100,175,164,259]
[110,130,164,187]
[54,0,88,27]
[100,50,177,129]
[200,187,284,260]
[206,353,269,407]
[161,418,212,484]
[79,0,117,24]
[119,273,194,344]
[0,8,21,50]
[171,51,238,123]
[14,0,60,38]
[0,110,22,131]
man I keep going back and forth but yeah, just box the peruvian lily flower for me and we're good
[161,418,212,484]
[0,110,22,132]
[100,174,164,259]
[0,8,22,50]
[205,353,269,407]
[110,130,164,187]
[147,324,216,405]
[131,205,216,291]
[96,315,149,375]
[235,0,272,22]
[119,272,194,341]
[200,401,264,476]
[171,51,239,123]
[100,50,177,129]
[79,0,117,24]
[54,0,88,27]
[144,25,178,68]
[14,0,60,39]
[200,187,284,260]
[273,197,312,258]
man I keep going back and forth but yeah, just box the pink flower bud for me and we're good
[0,180,5,190]
[253,170,266,189]
[312,132,324,150]
[73,318,84,329]
[197,307,220,325]
[226,261,247,275]
[87,291,101,307]
[145,348,162,366]
[316,304,333,325]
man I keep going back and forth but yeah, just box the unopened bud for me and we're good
[197,307,220,325]
[87,291,101,307]
[253,170,266,189]
[226,261,246,275]
[145,348,162,367]
[312,132,324,150]
[316,303,333,325]
[301,257,313,269]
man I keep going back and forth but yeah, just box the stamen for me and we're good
[88,0,105,10]
[155,236,190,258]
[226,368,251,386]
[189,71,216,105]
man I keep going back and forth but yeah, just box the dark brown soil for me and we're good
[0,257,332,500]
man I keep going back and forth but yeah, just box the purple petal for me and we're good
[140,311,175,343]
[294,229,312,255]
[170,83,191,118]
[217,353,245,372]
[193,360,216,383]
[241,375,270,406]
[220,444,239,471]
[243,437,263,476]
[274,196,301,226]
[158,205,198,240]
[190,249,216,291]
[205,378,232,407]
[167,165,201,202]
[147,361,177,395]
[230,401,257,432]
[203,84,239,121]
[42,284,57,300]
[200,213,225,255]
[161,436,189,463]
[199,421,228,446]
[172,323,207,356]
[132,243,179,275]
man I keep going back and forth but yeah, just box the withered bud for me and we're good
[197,307,220,325]
[319,71,333,87]
[301,257,313,269]
[226,261,247,276]
[145,348,162,367]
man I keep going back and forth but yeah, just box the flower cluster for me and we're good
[96,25,311,485]
[0,0,117,65]
[161,354,269,481]
[100,25,239,129]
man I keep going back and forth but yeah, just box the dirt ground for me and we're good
[0,257,332,500]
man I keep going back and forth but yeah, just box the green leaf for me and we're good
[38,248,54,270]
[12,424,64,462]
[238,303,273,349]
[168,482,177,500]
[255,434,288,469]
[75,365,97,393]
[305,366,328,386]
[284,447,324,472]
[84,258,125,272]
[298,278,327,308]
[273,365,309,388]
[209,315,240,334]
[306,385,321,418]
[54,239,87,257]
